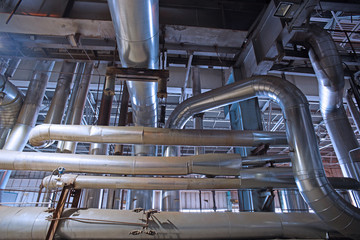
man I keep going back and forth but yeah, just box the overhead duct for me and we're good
[1,60,54,191]
[303,25,360,183]
[57,62,93,153]
[39,61,77,148]
[0,74,23,148]
[108,0,159,211]
[42,174,360,191]
[0,207,332,240]
[29,124,287,147]
[165,75,360,238]
[107,0,159,156]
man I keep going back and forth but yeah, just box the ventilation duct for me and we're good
[1,60,54,191]
[165,75,360,238]
[0,207,332,240]
[29,124,287,147]
[295,25,360,183]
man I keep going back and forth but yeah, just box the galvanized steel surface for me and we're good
[0,207,331,239]
[29,124,288,147]
[165,75,360,238]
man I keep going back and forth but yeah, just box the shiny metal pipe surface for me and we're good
[60,62,93,153]
[3,60,54,151]
[42,174,360,191]
[43,173,296,190]
[29,124,288,147]
[0,207,331,240]
[108,0,159,157]
[0,74,23,148]
[44,61,76,125]
[306,25,360,183]
[1,60,54,191]
[0,150,243,176]
[165,75,360,238]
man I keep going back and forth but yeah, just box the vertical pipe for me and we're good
[60,62,93,153]
[86,74,115,209]
[1,60,54,190]
[44,61,77,125]
[114,83,129,155]
[108,0,160,210]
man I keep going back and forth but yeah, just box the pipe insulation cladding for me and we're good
[29,124,288,147]
[165,75,360,238]
[0,207,333,239]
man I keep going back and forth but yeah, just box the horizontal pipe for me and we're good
[0,150,292,176]
[43,174,360,191]
[0,207,332,239]
[165,75,360,238]
[29,124,288,147]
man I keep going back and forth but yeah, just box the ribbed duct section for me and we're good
[165,75,360,238]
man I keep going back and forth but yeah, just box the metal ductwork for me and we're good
[0,74,23,149]
[0,207,332,239]
[108,0,159,211]
[303,25,360,184]
[1,60,54,191]
[108,0,159,156]
[165,75,360,238]
[39,61,77,148]
[29,124,287,147]
[57,62,93,153]
[42,173,360,191]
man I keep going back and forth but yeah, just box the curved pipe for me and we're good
[0,207,331,239]
[165,75,360,238]
[108,0,159,156]
[0,74,23,148]
[294,25,360,182]
[29,124,287,147]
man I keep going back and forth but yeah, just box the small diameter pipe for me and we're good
[0,207,332,239]
[43,174,360,191]
[29,124,288,147]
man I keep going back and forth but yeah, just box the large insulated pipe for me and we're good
[108,0,159,156]
[40,61,77,148]
[165,75,360,238]
[29,124,287,147]
[44,61,77,125]
[0,207,332,239]
[0,150,243,176]
[43,174,360,191]
[108,0,159,210]
[1,61,54,191]
[299,25,360,182]
[0,74,23,148]
[59,62,93,153]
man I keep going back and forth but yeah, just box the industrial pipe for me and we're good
[1,60,54,191]
[29,124,288,147]
[346,90,360,133]
[0,150,244,176]
[0,74,23,148]
[108,0,159,156]
[58,62,93,153]
[165,75,360,238]
[305,25,360,184]
[39,61,77,148]
[0,207,332,239]
[42,174,360,191]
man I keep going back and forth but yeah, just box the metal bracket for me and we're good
[106,67,169,98]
